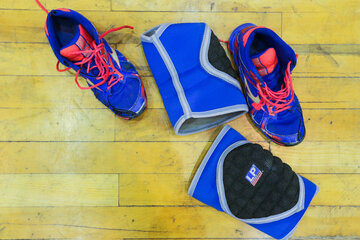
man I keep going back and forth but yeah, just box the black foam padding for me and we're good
[223,143,299,219]
[208,31,238,79]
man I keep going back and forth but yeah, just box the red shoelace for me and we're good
[36,0,133,91]
[56,26,133,91]
[252,61,295,115]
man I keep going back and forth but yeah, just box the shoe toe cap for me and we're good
[264,110,305,146]
[109,76,147,119]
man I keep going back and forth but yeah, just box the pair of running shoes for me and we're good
[37,1,305,146]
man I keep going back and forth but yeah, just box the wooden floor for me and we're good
[0,0,359,239]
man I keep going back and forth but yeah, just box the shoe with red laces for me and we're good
[228,23,305,146]
[36,0,147,119]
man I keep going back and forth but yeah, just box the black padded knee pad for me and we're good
[223,143,299,219]
[189,125,319,239]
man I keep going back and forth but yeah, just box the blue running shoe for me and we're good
[36,1,147,120]
[228,23,305,146]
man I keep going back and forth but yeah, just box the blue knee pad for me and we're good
[141,23,248,135]
[188,125,319,239]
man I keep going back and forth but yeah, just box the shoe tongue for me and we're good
[251,47,281,90]
[251,48,278,76]
[59,25,123,92]
[60,24,94,62]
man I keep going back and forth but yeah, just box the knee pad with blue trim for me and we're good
[188,125,319,239]
[141,23,248,135]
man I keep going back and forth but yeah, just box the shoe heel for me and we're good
[228,23,256,54]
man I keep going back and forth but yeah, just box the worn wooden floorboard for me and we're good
[0,0,358,239]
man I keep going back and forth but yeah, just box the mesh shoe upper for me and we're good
[44,9,146,119]
[229,23,305,145]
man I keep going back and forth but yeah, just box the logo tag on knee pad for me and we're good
[245,164,263,186]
